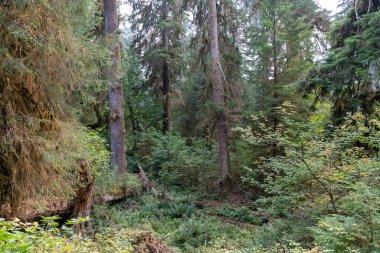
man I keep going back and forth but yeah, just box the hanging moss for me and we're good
[0,0,105,216]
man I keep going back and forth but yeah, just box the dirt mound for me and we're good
[125,229,176,253]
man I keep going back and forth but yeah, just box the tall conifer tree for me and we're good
[208,0,230,189]
[302,0,380,122]
[243,0,324,154]
[104,0,127,175]
[183,0,242,190]
[128,0,184,134]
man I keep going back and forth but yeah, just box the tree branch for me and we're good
[300,141,338,214]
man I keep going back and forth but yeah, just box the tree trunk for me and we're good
[162,0,170,134]
[104,0,127,175]
[73,183,94,233]
[72,160,94,233]
[208,0,230,189]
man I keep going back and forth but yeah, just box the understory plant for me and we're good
[0,216,134,253]
[83,128,141,196]
[132,130,219,190]
[236,103,380,252]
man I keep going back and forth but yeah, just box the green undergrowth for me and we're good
[93,193,304,252]
[92,191,262,252]
[213,206,265,226]
[0,217,134,253]
[83,127,141,197]
[91,191,327,252]
[1,191,324,252]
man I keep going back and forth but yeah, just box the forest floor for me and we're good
[91,188,264,252]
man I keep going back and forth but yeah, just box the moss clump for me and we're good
[0,1,105,215]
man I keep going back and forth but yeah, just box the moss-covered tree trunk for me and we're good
[208,0,230,191]
[104,0,127,175]
[72,161,94,232]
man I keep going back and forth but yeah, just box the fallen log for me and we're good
[0,199,72,221]
[0,188,135,221]
[124,229,176,253]
[93,188,135,204]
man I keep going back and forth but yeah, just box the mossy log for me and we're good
[0,187,135,221]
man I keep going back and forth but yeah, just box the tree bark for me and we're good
[208,0,230,189]
[104,0,127,175]
[72,183,94,233]
[162,0,170,134]
[70,160,94,233]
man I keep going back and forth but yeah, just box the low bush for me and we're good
[168,201,197,218]
[83,128,141,196]
[172,216,218,249]
[0,217,134,253]
[236,104,380,251]
[133,130,219,190]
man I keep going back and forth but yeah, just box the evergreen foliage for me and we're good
[128,0,185,133]
[0,0,379,252]
[236,103,380,251]
[243,0,323,120]
[302,0,380,123]
[122,48,162,134]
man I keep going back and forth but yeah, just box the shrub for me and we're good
[0,217,134,253]
[83,128,141,196]
[134,130,219,190]
[236,103,380,251]
[168,202,197,218]
[313,215,380,252]
[172,216,218,248]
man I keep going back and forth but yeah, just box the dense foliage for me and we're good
[0,0,379,252]
[0,0,107,214]
[302,0,380,123]
[236,103,380,251]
